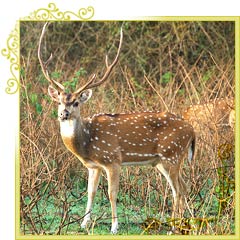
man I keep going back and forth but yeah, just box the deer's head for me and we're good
[38,23,123,122]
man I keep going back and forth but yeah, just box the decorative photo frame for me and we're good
[1,2,239,240]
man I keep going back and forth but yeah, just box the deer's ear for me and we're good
[79,89,92,103]
[48,85,59,102]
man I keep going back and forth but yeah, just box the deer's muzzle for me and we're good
[60,109,70,121]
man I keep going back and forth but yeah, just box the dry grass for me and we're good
[20,21,235,235]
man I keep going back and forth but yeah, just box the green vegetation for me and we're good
[20,21,235,235]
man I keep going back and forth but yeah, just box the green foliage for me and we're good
[51,71,62,80]
[50,109,58,119]
[21,179,165,235]
[202,69,213,82]
[63,68,87,92]
[29,93,43,115]
[177,89,185,96]
[161,72,173,84]
[20,67,25,78]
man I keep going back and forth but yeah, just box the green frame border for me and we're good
[1,2,239,240]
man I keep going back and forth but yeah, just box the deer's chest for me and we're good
[60,119,76,138]
[60,120,89,157]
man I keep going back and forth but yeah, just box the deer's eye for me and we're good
[73,101,79,107]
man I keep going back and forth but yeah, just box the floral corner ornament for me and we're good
[1,21,19,94]
[23,3,94,20]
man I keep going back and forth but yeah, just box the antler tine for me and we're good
[74,74,97,95]
[38,22,65,91]
[89,27,123,88]
[74,27,123,95]
[45,53,53,67]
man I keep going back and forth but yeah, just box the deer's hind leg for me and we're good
[104,164,121,234]
[156,163,187,219]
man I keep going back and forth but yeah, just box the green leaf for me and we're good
[20,67,25,78]
[35,102,42,114]
[161,72,173,84]
[30,93,38,104]
[51,71,61,79]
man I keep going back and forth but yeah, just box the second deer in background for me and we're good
[182,98,234,133]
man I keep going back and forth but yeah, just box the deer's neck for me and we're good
[60,118,90,158]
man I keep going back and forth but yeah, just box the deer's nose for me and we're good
[60,109,70,121]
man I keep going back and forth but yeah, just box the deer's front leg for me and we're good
[104,164,120,234]
[81,168,102,229]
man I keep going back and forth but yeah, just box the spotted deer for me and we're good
[38,23,196,234]
[182,98,235,132]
